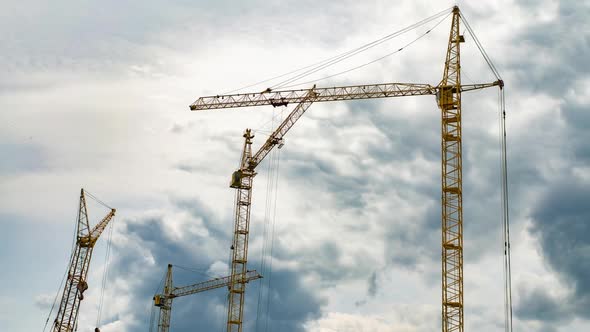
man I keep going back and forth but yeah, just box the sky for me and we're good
[0,0,589,332]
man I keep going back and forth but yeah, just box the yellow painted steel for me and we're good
[227,129,255,332]
[52,189,116,332]
[153,264,262,332]
[190,6,499,331]
[438,6,464,332]
[226,90,317,332]
[156,264,174,332]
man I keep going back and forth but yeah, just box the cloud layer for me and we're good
[1,1,589,332]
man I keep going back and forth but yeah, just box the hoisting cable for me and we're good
[95,216,115,329]
[497,88,508,332]
[255,107,280,330]
[277,10,452,90]
[257,144,279,332]
[264,146,282,332]
[148,304,156,332]
[149,270,168,332]
[253,108,291,139]
[42,204,80,332]
[459,11,512,332]
[221,232,232,332]
[499,87,513,332]
[272,8,453,90]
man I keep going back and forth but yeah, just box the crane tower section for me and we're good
[52,189,116,332]
[438,7,464,332]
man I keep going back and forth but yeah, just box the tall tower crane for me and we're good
[189,7,502,332]
[52,189,116,332]
[152,264,262,332]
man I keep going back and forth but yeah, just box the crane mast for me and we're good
[189,6,501,332]
[439,7,464,332]
[226,128,255,332]
[155,264,174,332]
[153,264,262,332]
[52,189,116,332]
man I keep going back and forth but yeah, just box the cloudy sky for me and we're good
[1,0,588,331]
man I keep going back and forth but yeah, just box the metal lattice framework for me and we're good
[52,189,116,332]
[190,6,502,332]
[154,264,262,332]
[190,82,495,111]
[226,129,255,331]
[156,264,174,332]
[225,89,317,332]
[439,7,464,332]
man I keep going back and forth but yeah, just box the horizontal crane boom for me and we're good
[190,81,501,111]
[171,270,262,298]
[153,266,262,332]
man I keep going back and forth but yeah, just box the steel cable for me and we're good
[277,11,451,90]
[42,199,81,332]
[223,7,453,94]
[96,218,115,328]
[272,8,453,89]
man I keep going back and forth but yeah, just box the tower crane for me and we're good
[189,6,503,332]
[51,189,116,332]
[152,264,262,332]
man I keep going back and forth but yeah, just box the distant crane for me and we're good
[152,264,262,332]
[51,189,116,332]
[190,6,503,332]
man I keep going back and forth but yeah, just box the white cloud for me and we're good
[2,1,589,331]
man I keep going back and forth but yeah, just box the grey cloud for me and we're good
[361,105,440,164]
[283,154,370,211]
[4,0,589,331]
[253,269,325,332]
[562,98,590,160]
[0,0,363,74]
[170,123,185,134]
[274,240,345,284]
[271,236,379,291]
[174,163,200,173]
[0,142,48,174]
[515,287,570,322]
[509,1,590,96]
[384,203,439,273]
[520,180,590,322]
[279,97,507,277]
[106,196,323,332]
[367,271,377,297]
[354,299,367,307]
[173,197,230,243]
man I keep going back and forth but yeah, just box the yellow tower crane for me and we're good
[51,189,116,332]
[152,264,262,332]
[189,6,502,332]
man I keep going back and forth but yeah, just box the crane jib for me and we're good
[189,81,500,111]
